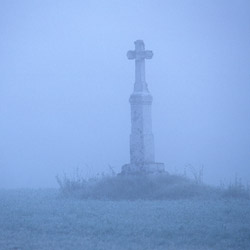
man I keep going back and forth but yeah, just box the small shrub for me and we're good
[222,176,250,199]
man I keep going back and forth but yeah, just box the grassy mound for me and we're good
[56,172,222,200]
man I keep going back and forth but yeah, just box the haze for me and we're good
[0,0,250,188]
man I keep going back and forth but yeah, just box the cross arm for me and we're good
[144,50,153,59]
[127,50,153,60]
[127,50,136,60]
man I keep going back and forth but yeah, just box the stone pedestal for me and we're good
[121,40,165,175]
[122,163,165,175]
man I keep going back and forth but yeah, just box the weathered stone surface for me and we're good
[122,40,165,174]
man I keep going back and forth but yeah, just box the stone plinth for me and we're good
[122,163,165,175]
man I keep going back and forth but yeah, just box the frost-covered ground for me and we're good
[0,189,249,250]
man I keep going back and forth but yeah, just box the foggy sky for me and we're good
[0,0,250,188]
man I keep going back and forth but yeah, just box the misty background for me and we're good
[0,0,249,188]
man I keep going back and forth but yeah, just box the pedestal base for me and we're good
[121,162,165,175]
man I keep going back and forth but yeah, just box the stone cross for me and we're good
[121,40,165,174]
[127,40,153,92]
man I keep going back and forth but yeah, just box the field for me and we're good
[0,189,250,250]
